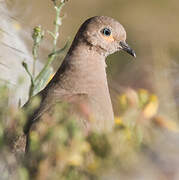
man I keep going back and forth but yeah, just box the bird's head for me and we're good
[78,16,136,57]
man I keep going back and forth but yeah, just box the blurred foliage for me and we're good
[0,83,179,179]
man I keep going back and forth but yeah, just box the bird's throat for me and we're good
[59,42,109,94]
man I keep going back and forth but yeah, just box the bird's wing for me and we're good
[23,90,89,135]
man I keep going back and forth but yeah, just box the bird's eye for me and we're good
[101,28,111,36]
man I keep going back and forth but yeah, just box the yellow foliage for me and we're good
[114,117,123,125]
[142,94,159,119]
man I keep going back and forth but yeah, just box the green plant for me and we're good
[22,0,69,99]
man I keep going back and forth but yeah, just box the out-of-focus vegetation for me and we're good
[0,0,179,179]
[1,83,179,180]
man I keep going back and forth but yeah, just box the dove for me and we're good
[23,16,136,151]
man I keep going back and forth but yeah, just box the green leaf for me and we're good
[33,67,53,96]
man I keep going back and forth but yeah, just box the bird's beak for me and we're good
[119,41,136,58]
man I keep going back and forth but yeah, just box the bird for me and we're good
[22,16,136,151]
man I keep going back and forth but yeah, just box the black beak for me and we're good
[119,41,136,58]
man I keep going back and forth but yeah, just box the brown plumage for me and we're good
[22,16,136,152]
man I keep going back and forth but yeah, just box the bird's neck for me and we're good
[59,41,109,94]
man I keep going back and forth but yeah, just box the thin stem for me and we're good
[52,2,65,52]
[32,46,38,77]
[31,25,44,78]
[34,2,65,85]
[22,61,35,98]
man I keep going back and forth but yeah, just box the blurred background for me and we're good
[0,0,179,179]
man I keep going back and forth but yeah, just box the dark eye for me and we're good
[101,28,111,36]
